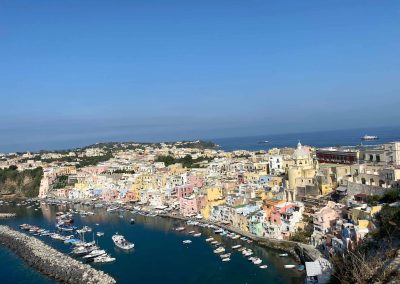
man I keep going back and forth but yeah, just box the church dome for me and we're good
[292,141,309,159]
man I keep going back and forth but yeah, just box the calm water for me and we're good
[213,125,400,151]
[0,202,303,284]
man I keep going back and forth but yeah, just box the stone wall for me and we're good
[347,182,392,196]
[0,225,115,284]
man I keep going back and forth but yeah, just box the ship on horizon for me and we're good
[361,135,379,141]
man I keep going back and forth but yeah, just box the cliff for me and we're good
[0,166,43,198]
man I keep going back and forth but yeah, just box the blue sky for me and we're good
[1,0,400,152]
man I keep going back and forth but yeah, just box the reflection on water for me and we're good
[0,201,305,284]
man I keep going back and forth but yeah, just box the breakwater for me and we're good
[0,225,116,284]
[0,213,16,219]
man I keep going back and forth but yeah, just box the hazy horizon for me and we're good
[2,124,400,154]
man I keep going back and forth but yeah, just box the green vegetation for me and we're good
[174,140,217,150]
[331,189,400,283]
[52,175,69,189]
[76,152,113,168]
[0,166,43,197]
[155,155,213,168]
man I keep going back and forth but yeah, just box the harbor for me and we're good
[0,199,305,284]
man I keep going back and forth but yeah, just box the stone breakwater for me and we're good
[0,225,116,284]
[0,213,16,218]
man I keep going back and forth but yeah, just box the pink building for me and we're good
[313,201,344,234]
[187,175,204,188]
[179,195,198,217]
[175,185,194,199]
[81,166,108,174]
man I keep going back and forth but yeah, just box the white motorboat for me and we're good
[193,233,201,237]
[96,232,104,237]
[220,253,231,258]
[232,245,242,249]
[252,257,262,265]
[112,234,134,250]
[175,227,185,232]
[205,237,214,242]
[284,264,296,269]
[222,258,230,262]
[93,254,116,263]
[213,247,225,254]
[259,265,268,269]
[82,250,106,259]
[183,240,192,244]
[279,253,288,257]
[188,230,196,234]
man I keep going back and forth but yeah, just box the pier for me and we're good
[0,225,116,284]
[0,213,16,219]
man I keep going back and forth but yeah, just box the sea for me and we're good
[0,203,304,284]
[213,126,400,152]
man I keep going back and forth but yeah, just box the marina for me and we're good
[0,200,304,283]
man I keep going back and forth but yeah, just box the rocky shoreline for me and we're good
[0,225,116,284]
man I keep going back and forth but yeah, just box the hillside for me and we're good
[0,166,43,198]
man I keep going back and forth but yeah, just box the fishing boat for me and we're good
[183,240,192,244]
[112,233,135,250]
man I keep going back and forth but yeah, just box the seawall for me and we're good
[0,225,116,284]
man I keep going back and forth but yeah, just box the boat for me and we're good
[112,233,135,250]
[183,240,192,244]
[259,265,268,269]
[210,240,219,245]
[93,254,116,263]
[232,245,242,249]
[213,247,225,254]
[188,230,196,234]
[220,253,231,258]
[193,233,201,237]
[96,232,104,237]
[130,218,135,224]
[82,250,107,259]
[252,257,262,265]
[361,135,379,141]
[284,264,296,269]
[222,258,230,262]
[175,227,185,232]
[214,228,223,234]
[205,237,214,242]
[279,253,288,257]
